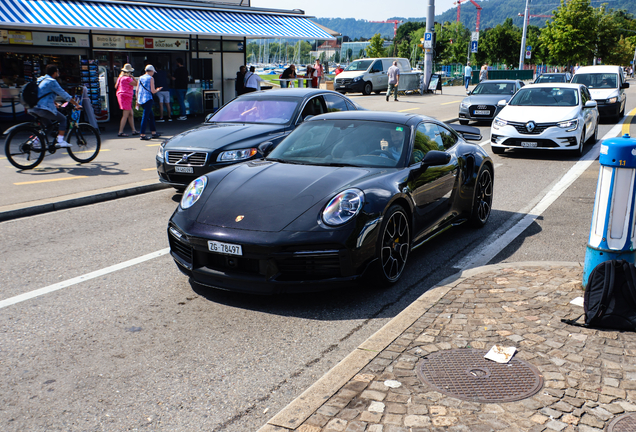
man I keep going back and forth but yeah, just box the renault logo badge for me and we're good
[526,121,536,132]
[235,215,244,222]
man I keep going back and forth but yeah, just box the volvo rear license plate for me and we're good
[474,110,490,115]
[521,141,538,148]
[208,241,243,256]
[175,166,194,173]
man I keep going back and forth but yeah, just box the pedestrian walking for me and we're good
[464,62,473,92]
[154,63,172,122]
[172,58,189,120]
[305,65,314,88]
[136,64,163,141]
[244,66,264,93]
[314,59,323,87]
[235,65,246,96]
[479,64,488,82]
[115,63,138,137]
[386,60,400,102]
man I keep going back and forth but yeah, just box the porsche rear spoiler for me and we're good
[448,123,482,141]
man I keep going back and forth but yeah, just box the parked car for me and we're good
[533,72,572,84]
[156,88,363,191]
[571,65,629,120]
[333,58,411,95]
[458,79,525,125]
[167,111,493,293]
[490,83,599,156]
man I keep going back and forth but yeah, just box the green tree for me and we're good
[347,48,353,61]
[397,40,411,59]
[540,0,598,65]
[395,21,426,44]
[479,18,522,66]
[366,33,387,58]
[334,51,340,63]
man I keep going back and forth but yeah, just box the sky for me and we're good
[250,0,458,21]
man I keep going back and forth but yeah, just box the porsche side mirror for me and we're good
[258,141,275,155]
[622,82,630,89]
[205,113,214,122]
[584,100,597,108]
[497,99,508,107]
[421,150,451,167]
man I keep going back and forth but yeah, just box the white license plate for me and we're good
[175,166,194,173]
[474,110,490,115]
[521,141,538,148]
[208,241,243,256]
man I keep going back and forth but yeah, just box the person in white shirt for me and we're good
[244,66,265,93]
[386,61,400,102]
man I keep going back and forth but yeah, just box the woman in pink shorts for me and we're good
[115,64,138,136]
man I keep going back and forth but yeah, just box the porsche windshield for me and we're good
[208,97,298,124]
[266,120,410,168]
[508,87,579,106]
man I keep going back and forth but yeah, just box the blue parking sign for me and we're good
[470,40,478,53]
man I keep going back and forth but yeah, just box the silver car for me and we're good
[458,79,525,125]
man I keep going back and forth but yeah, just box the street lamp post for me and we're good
[422,0,435,93]
[518,0,530,70]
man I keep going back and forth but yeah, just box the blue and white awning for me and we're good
[0,0,334,39]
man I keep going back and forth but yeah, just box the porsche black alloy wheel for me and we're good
[469,167,493,227]
[378,205,410,284]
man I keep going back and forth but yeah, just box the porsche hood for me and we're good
[195,161,372,232]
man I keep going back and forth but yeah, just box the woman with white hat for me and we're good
[136,64,163,141]
[115,63,138,137]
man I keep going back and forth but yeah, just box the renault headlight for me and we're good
[322,189,364,226]
[493,117,507,129]
[607,97,618,104]
[557,119,578,131]
[156,141,167,162]
[217,148,258,162]
[181,176,207,209]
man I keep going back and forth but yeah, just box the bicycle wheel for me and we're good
[4,126,46,170]
[67,123,100,163]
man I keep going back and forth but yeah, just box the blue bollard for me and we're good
[583,134,636,287]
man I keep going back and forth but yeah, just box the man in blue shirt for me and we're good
[464,62,473,92]
[30,64,81,148]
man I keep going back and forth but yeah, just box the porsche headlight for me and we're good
[156,141,167,162]
[180,176,207,209]
[322,189,364,226]
[460,101,470,109]
[607,97,618,104]
[493,117,507,129]
[557,119,579,131]
[217,148,258,162]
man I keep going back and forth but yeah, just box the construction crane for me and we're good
[368,20,402,38]
[518,13,553,18]
[453,0,483,32]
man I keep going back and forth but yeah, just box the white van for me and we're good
[571,65,629,119]
[334,58,411,95]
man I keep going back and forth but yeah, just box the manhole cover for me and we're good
[416,349,543,403]
[607,413,636,432]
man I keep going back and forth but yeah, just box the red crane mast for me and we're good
[368,20,402,38]
[453,0,483,32]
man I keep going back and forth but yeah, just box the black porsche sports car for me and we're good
[168,111,494,294]
[156,88,362,190]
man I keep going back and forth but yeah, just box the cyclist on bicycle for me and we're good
[29,64,81,148]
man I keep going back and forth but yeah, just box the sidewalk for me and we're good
[259,262,636,432]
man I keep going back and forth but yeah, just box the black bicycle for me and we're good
[4,105,100,170]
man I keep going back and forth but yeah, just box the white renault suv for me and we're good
[490,83,599,156]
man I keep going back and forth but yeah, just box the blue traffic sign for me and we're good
[470,40,478,53]
[424,33,432,41]
[526,45,532,51]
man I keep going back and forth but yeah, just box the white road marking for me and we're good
[455,121,625,270]
[0,248,170,310]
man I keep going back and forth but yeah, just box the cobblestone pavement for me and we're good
[259,263,636,432]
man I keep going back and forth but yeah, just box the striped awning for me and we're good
[0,0,335,39]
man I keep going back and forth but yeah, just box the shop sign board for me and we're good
[32,32,89,47]
[126,37,145,49]
[0,30,8,44]
[144,38,189,50]
[3,30,33,45]
[93,35,125,49]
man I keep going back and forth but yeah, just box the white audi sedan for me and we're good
[490,83,599,156]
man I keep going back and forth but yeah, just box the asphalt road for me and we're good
[1,81,635,431]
